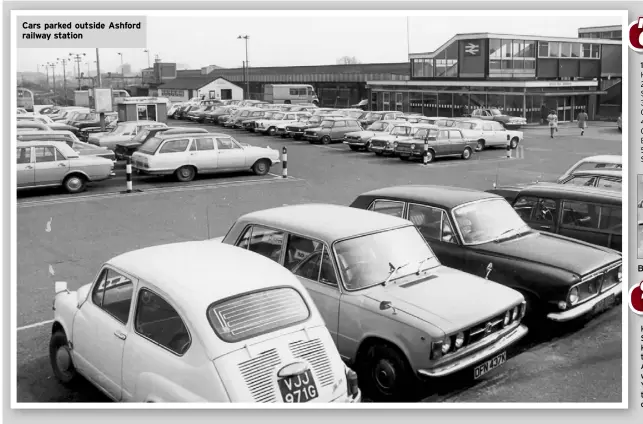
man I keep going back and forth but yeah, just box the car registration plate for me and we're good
[473,351,507,380]
[278,369,319,403]
[592,294,616,315]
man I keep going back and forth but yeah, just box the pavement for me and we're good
[15,119,623,403]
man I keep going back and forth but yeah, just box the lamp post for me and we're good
[237,35,250,99]
[143,49,151,68]
[69,53,86,89]
[117,52,124,73]
[48,62,56,94]
[43,63,50,90]
[57,57,69,104]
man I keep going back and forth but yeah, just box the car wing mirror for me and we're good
[485,263,493,280]
[379,300,397,314]
[76,284,91,309]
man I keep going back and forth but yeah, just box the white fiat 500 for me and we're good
[131,133,281,182]
[50,241,362,403]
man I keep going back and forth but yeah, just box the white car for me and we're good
[343,119,404,151]
[556,155,622,183]
[131,132,281,182]
[50,241,362,403]
[275,114,311,138]
[255,112,311,136]
[87,121,167,150]
[453,119,523,151]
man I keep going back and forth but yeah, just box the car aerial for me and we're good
[256,112,312,136]
[453,119,523,152]
[114,127,210,160]
[17,140,115,193]
[215,203,528,401]
[241,109,280,132]
[87,121,168,151]
[468,108,527,129]
[369,122,415,156]
[131,132,280,182]
[555,155,622,183]
[285,114,344,140]
[486,183,622,252]
[186,105,217,123]
[617,114,622,132]
[350,185,622,323]
[394,126,477,163]
[358,111,405,128]
[49,241,362,403]
[343,119,404,151]
[557,169,622,192]
[303,117,362,145]
[17,130,116,162]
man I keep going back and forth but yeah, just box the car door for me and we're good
[17,147,35,187]
[514,195,559,233]
[33,145,69,186]
[71,267,135,401]
[187,137,218,173]
[481,122,496,146]
[559,200,610,247]
[447,129,466,155]
[490,121,508,146]
[331,120,346,140]
[215,137,247,171]
[156,138,190,171]
[598,204,621,251]
[435,130,450,156]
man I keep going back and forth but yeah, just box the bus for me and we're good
[17,87,35,112]
[264,84,319,105]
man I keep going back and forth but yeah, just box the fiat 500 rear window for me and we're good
[207,287,311,343]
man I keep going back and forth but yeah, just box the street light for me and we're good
[143,49,151,68]
[47,62,56,92]
[117,52,124,73]
[237,35,250,100]
[69,52,86,89]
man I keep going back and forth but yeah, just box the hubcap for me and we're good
[67,177,81,190]
[56,347,71,373]
[464,150,470,158]
[373,359,397,392]
[180,168,192,178]
[257,163,267,173]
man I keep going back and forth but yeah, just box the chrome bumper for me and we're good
[547,283,622,322]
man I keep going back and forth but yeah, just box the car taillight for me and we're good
[346,367,359,397]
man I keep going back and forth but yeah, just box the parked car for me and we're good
[556,155,622,183]
[78,121,119,142]
[487,183,622,251]
[49,241,362,403]
[17,107,28,114]
[421,117,460,128]
[358,111,405,128]
[17,140,115,193]
[276,114,312,138]
[256,112,312,136]
[225,107,264,129]
[114,127,209,160]
[186,105,217,123]
[17,130,116,162]
[467,108,527,129]
[337,109,367,120]
[394,127,476,162]
[369,122,415,156]
[453,119,523,151]
[310,108,339,117]
[303,117,362,145]
[241,109,280,131]
[17,114,79,134]
[71,112,118,131]
[557,169,622,192]
[285,114,344,140]
[215,203,527,401]
[617,115,622,132]
[131,133,280,182]
[87,121,168,150]
[350,185,622,322]
[173,104,198,120]
[166,103,184,118]
[205,106,235,124]
[52,107,91,122]
[343,119,404,151]
[17,121,51,132]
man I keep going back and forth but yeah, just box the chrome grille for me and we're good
[467,312,506,345]
[346,135,360,141]
[238,348,281,403]
[289,339,334,387]
[395,145,411,152]
[370,139,387,148]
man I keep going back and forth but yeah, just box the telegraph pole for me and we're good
[95,48,106,131]
[69,53,86,89]
[49,62,56,95]
[57,57,69,105]
[238,35,250,99]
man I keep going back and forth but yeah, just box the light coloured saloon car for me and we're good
[131,133,281,182]
[50,241,362,403]
[17,130,116,162]
[255,112,312,136]
[343,119,404,151]
[215,204,528,402]
[453,119,523,152]
[87,121,167,150]
[17,140,114,193]
[556,155,622,183]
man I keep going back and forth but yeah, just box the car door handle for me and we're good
[24,165,33,169]
[114,330,127,340]
[539,225,551,230]
[58,163,67,167]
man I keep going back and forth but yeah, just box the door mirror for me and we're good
[76,283,91,309]
[54,281,69,295]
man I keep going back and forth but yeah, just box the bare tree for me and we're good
[336,56,361,65]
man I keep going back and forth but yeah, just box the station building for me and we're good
[366,31,622,122]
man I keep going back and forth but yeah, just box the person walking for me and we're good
[547,109,558,138]
[577,108,589,136]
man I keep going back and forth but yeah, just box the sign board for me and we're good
[94,88,113,113]
[462,40,481,56]
[74,91,91,107]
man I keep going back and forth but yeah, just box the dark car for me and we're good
[70,112,118,130]
[487,183,621,252]
[78,121,118,142]
[359,110,405,128]
[174,104,197,120]
[186,105,217,123]
[205,106,234,124]
[303,117,362,144]
[350,185,622,322]
[285,114,343,140]
[467,108,527,130]
[394,127,477,162]
[113,126,210,160]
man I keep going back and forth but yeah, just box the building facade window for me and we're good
[411,59,435,78]
[489,38,536,71]
[538,42,601,59]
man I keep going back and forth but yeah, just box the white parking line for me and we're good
[17,319,53,332]
[414,157,524,168]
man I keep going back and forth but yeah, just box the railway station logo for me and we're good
[628,18,643,52]
[629,282,643,315]
[464,42,480,56]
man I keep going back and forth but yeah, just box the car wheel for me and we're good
[293,135,301,140]
[349,146,360,151]
[462,147,472,160]
[510,137,519,149]
[360,343,416,403]
[175,165,196,182]
[280,133,286,138]
[400,155,410,161]
[425,150,435,163]
[252,159,270,176]
[268,127,276,136]
[50,330,78,385]
[476,140,485,151]
[375,152,383,156]
[321,136,331,145]
[63,174,86,194]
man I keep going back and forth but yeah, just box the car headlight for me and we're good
[410,143,415,149]
[511,306,519,321]
[441,337,451,354]
[393,141,398,147]
[454,332,464,349]
[568,287,579,305]
[503,310,511,326]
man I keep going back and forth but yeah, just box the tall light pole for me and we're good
[44,63,50,90]
[69,52,86,89]
[237,35,250,99]
[57,57,69,104]
[143,49,151,68]
[48,62,56,94]
[117,52,124,73]
[95,49,102,88]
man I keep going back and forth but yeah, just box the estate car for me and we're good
[394,127,476,162]
[303,117,362,145]
[114,127,210,160]
[453,119,523,151]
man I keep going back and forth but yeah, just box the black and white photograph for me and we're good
[13,11,625,406]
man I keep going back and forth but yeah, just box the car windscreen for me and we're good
[452,198,531,245]
[455,121,477,130]
[413,128,439,139]
[390,126,412,136]
[207,287,310,343]
[138,136,163,154]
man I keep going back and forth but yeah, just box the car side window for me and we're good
[159,139,189,154]
[195,137,215,151]
[285,234,323,271]
[448,130,463,140]
[564,176,594,187]
[91,268,134,324]
[596,178,621,191]
[34,146,58,163]
[407,204,456,244]
[17,147,31,164]
[438,130,449,140]
[237,225,285,264]
[368,199,405,218]
[513,196,537,221]
[334,121,346,128]
[134,288,191,356]
[561,201,603,229]
[482,123,493,131]
[534,198,557,223]
[216,137,240,150]
[598,206,621,233]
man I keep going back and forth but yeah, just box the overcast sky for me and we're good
[17,15,620,75]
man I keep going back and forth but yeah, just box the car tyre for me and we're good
[175,165,196,182]
[360,343,416,403]
[268,127,277,136]
[476,140,485,151]
[252,159,271,176]
[400,155,410,161]
[50,330,78,386]
[510,137,519,149]
[63,174,87,194]
[349,146,360,151]
[462,147,472,160]
[321,136,331,145]
[425,150,435,163]
[375,152,383,156]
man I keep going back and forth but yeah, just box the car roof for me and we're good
[164,127,209,134]
[156,131,222,139]
[239,203,412,242]
[107,241,304,315]
[574,154,622,164]
[357,185,501,209]
[17,130,74,136]
[504,182,622,201]
[369,110,399,114]
[320,116,357,121]
[568,169,622,178]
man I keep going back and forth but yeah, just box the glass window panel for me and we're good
[591,44,600,58]
[524,41,536,58]
[538,41,549,57]
[501,39,512,58]
[513,40,524,57]
[582,44,592,58]
[549,42,560,57]
[571,43,581,58]
[489,60,501,70]
[423,60,433,78]
[560,43,571,58]
[489,39,502,59]
[513,59,525,69]
[501,60,513,69]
